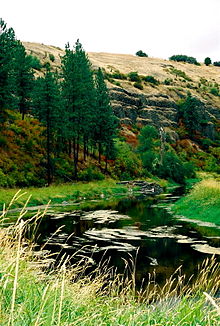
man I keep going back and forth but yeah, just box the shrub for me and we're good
[111,71,127,80]
[204,57,211,66]
[78,166,105,181]
[169,68,192,81]
[169,54,199,65]
[128,71,141,82]
[158,151,195,183]
[136,50,148,57]
[143,75,159,85]
[27,55,42,70]
[164,78,173,85]
[213,61,220,67]
[210,87,219,96]
[49,53,55,62]
[134,81,143,90]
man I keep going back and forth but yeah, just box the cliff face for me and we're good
[23,42,220,138]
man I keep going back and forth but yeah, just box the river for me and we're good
[34,191,220,285]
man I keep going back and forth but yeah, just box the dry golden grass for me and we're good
[22,41,220,109]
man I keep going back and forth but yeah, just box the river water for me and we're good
[35,192,220,285]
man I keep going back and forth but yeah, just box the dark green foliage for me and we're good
[0,18,18,120]
[32,68,62,184]
[13,42,35,119]
[177,94,206,132]
[142,75,159,85]
[169,68,192,81]
[169,54,199,65]
[136,50,148,57]
[61,40,96,177]
[210,87,219,96]
[110,70,127,80]
[138,125,195,183]
[27,55,42,70]
[49,53,55,62]
[164,78,173,85]
[114,140,142,180]
[204,57,211,66]
[157,151,195,183]
[133,81,143,90]
[213,61,220,67]
[78,166,105,181]
[94,68,118,166]
[128,72,141,82]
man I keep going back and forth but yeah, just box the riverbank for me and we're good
[0,179,131,210]
[0,210,219,326]
[172,178,220,225]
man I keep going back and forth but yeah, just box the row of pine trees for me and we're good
[0,19,117,184]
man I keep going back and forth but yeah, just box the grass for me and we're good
[0,199,219,325]
[0,179,129,210]
[172,178,220,225]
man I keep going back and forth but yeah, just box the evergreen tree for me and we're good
[61,40,96,178]
[32,68,61,184]
[0,18,17,122]
[94,68,118,166]
[13,41,34,119]
[204,57,211,66]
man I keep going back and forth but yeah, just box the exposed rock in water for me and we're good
[117,180,163,196]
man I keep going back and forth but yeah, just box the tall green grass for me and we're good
[172,178,220,225]
[0,198,219,325]
[0,179,128,210]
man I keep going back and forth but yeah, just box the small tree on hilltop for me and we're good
[136,50,148,57]
[204,57,212,66]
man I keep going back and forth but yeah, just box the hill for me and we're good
[23,42,220,137]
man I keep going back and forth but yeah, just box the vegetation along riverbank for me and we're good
[172,177,220,225]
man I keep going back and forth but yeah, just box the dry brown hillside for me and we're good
[23,42,220,134]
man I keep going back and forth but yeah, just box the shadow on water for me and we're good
[35,191,220,286]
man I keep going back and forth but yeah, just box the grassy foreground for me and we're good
[0,179,129,210]
[172,178,220,225]
[0,207,220,325]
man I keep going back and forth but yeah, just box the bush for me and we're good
[28,55,42,70]
[158,151,195,184]
[169,68,192,81]
[78,166,105,182]
[128,72,141,82]
[163,78,173,85]
[204,57,211,66]
[114,140,142,179]
[213,61,220,67]
[134,81,143,90]
[136,50,148,57]
[210,87,219,96]
[143,75,159,85]
[169,54,199,65]
[27,55,42,70]
[49,53,55,62]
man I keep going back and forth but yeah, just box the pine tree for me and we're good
[13,41,34,120]
[61,40,96,178]
[32,68,61,184]
[0,18,18,122]
[94,68,118,168]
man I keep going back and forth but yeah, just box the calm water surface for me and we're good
[36,195,220,284]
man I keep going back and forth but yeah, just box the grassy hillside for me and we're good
[23,41,220,108]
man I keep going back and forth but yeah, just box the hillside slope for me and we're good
[23,42,220,136]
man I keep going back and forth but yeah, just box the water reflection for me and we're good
[36,197,220,284]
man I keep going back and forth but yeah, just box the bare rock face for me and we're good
[110,87,179,129]
[109,86,219,140]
